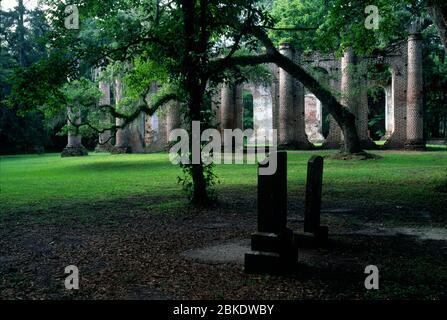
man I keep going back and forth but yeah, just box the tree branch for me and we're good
[211,26,362,152]
[66,92,178,142]
[260,25,318,31]
[99,92,178,127]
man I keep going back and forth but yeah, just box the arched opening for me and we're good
[366,64,393,145]
[243,84,274,146]
[243,90,254,130]
[305,67,330,146]
[322,106,330,139]
[367,86,386,143]
[144,113,159,145]
[242,89,254,146]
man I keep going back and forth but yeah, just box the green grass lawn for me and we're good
[1,148,446,223]
[1,148,447,300]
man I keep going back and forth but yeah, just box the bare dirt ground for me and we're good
[1,192,446,300]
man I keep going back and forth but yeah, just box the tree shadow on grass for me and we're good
[73,160,174,172]
[426,145,447,152]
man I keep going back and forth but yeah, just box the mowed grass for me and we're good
[1,147,446,222]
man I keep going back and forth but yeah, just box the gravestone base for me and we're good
[111,146,131,154]
[61,146,88,157]
[294,226,329,248]
[245,229,298,274]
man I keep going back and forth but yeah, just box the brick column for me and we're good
[337,48,375,149]
[220,83,235,133]
[279,43,300,149]
[211,86,221,130]
[166,101,182,142]
[385,61,407,149]
[357,70,376,148]
[143,81,166,152]
[322,63,342,149]
[234,84,244,130]
[293,50,312,149]
[220,83,243,151]
[157,110,168,150]
[67,107,82,147]
[323,116,342,149]
[340,48,355,111]
[96,81,114,152]
[61,106,87,157]
[269,63,280,138]
[405,33,425,150]
[113,78,129,153]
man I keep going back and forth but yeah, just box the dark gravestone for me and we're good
[295,155,328,247]
[304,155,323,232]
[257,151,287,233]
[245,151,298,274]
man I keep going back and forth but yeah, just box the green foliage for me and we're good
[0,109,48,154]
[367,63,392,85]
[270,0,419,55]
[61,78,101,108]
[124,58,169,97]
[8,51,74,116]
[269,0,327,52]
[178,160,220,202]
[367,86,386,139]
[0,4,66,154]
[422,26,447,138]
[369,113,386,138]
[243,90,254,130]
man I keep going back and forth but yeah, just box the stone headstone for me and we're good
[257,151,287,233]
[304,155,323,233]
[294,155,328,247]
[245,151,298,274]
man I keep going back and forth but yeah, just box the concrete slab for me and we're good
[344,226,447,241]
[182,240,250,264]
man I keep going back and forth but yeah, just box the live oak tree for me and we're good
[270,0,447,142]
[9,0,392,204]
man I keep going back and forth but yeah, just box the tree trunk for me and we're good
[61,105,88,157]
[191,162,208,204]
[182,0,210,205]
[17,0,26,66]
[432,115,440,138]
[427,2,447,54]
[271,53,364,154]
[188,88,209,205]
[239,28,364,154]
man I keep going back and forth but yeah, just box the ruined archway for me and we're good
[304,67,331,146]
[366,63,393,146]
[243,84,274,145]
[243,90,254,131]
[367,86,387,144]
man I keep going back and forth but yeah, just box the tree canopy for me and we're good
[2,0,446,202]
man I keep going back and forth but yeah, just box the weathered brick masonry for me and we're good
[78,37,424,155]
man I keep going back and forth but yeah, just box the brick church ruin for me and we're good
[63,32,426,155]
